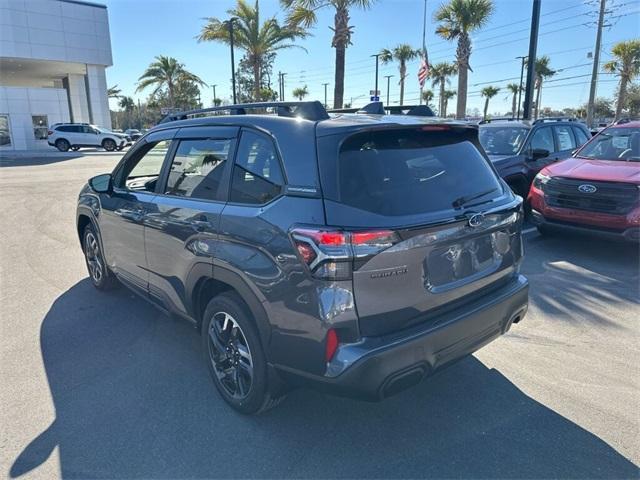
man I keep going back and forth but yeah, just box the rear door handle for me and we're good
[191,216,212,232]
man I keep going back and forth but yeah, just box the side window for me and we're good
[530,127,555,152]
[573,127,589,146]
[118,140,171,191]
[230,131,284,205]
[165,138,232,201]
[554,125,576,151]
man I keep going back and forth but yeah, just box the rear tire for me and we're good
[82,224,118,290]
[201,292,285,414]
[102,138,116,151]
[55,139,70,152]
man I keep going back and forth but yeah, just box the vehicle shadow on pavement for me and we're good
[10,278,638,479]
[523,233,639,327]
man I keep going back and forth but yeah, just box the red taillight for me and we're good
[325,328,339,362]
[290,227,399,280]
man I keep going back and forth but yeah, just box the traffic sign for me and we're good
[370,96,380,102]
[369,90,380,96]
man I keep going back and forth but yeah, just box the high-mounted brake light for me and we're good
[290,227,399,280]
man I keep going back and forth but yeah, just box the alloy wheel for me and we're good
[84,231,103,283]
[208,312,253,399]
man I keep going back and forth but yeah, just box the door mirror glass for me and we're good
[531,148,550,160]
[89,173,112,193]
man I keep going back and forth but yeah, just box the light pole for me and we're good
[212,84,217,106]
[227,18,237,104]
[522,0,541,120]
[280,72,287,101]
[516,56,527,120]
[384,75,394,105]
[371,54,380,100]
[322,83,329,107]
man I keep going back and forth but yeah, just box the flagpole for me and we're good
[419,0,427,105]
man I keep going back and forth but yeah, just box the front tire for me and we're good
[102,139,116,151]
[82,224,118,290]
[55,139,70,152]
[202,293,284,414]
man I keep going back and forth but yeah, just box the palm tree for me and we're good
[136,55,205,108]
[282,0,375,109]
[380,45,420,105]
[199,0,307,100]
[292,85,309,100]
[481,85,499,120]
[435,0,494,119]
[422,89,435,107]
[118,96,135,112]
[442,89,456,117]
[429,62,457,116]
[107,85,121,99]
[532,56,555,119]
[603,39,640,120]
[505,83,521,118]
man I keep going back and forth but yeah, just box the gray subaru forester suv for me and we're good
[76,101,529,414]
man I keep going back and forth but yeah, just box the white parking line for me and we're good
[522,227,537,235]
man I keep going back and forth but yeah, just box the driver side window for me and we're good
[529,127,555,153]
[117,140,172,192]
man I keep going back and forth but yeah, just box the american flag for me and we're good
[418,52,429,87]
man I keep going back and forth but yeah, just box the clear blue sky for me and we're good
[104,0,639,115]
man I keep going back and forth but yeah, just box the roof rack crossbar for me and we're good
[158,101,330,124]
[327,101,434,117]
[533,117,579,124]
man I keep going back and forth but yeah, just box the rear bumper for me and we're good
[275,274,528,401]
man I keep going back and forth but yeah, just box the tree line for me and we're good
[109,0,640,129]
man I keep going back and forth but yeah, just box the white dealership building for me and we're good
[0,0,113,150]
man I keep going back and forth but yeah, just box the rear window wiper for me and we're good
[452,188,498,209]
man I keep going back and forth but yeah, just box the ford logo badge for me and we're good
[468,213,485,228]
[578,184,597,194]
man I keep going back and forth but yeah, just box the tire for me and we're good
[116,145,124,151]
[202,292,284,414]
[55,139,70,152]
[102,138,116,152]
[82,224,118,290]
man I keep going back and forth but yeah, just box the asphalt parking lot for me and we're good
[1,152,638,479]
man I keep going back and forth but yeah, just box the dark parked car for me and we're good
[77,101,529,414]
[479,118,591,198]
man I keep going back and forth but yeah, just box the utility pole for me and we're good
[522,0,541,120]
[587,0,606,128]
[281,73,287,101]
[212,84,217,106]
[322,83,329,107]
[516,56,527,120]
[278,72,282,100]
[384,75,393,105]
[227,18,237,104]
[371,54,380,100]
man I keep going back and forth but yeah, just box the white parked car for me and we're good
[47,123,127,152]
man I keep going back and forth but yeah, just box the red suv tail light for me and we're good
[325,328,339,362]
[290,227,398,280]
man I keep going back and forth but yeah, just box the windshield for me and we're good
[579,127,640,161]
[479,126,528,155]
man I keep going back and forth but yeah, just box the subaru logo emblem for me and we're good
[578,184,597,194]
[468,213,485,228]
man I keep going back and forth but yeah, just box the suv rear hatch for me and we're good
[316,124,523,336]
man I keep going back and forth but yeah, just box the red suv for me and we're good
[528,121,640,241]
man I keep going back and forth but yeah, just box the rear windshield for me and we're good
[328,128,502,216]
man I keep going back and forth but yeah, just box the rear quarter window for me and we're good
[326,128,502,216]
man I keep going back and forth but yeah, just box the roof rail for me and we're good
[328,102,435,117]
[533,117,579,125]
[158,101,330,124]
[478,117,519,124]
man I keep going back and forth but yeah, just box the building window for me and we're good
[0,115,12,147]
[32,115,48,140]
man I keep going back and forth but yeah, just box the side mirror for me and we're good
[531,148,550,160]
[89,173,112,194]
[571,148,578,156]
